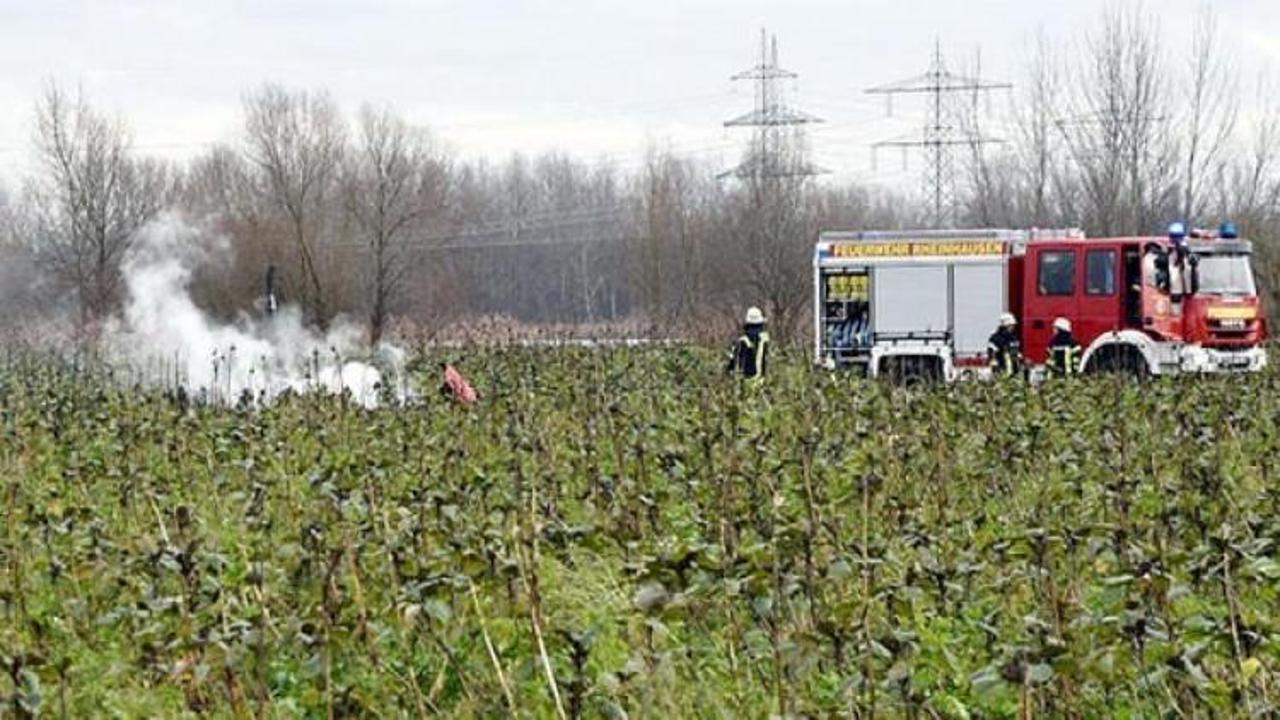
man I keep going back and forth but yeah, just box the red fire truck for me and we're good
[813,224,1268,381]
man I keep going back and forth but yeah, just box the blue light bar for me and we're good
[1168,222,1187,239]
[1219,222,1239,239]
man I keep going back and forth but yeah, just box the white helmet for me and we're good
[999,312,1017,328]
[745,306,766,324]
[1053,317,1072,332]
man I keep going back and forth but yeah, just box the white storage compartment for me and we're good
[873,265,948,334]
[952,262,1005,356]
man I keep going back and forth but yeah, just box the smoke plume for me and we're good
[106,213,407,408]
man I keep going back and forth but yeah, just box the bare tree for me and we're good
[1055,5,1177,234]
[0,188,44,330]
[1181,6,1238,221]
[184,143,263,223]
[1229,74,1280,221]
[25,84,172,325]
[343,104,448,344]
[637,149,719,323]
[729,128,819,339]
[178,144,289,319]
[1014,31,1067,225]
[951,50,1013,228]
[637,148,680,319]
[0,183,12,242]
[242,84,345,326]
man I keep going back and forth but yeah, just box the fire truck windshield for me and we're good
[1194,253,1256,296]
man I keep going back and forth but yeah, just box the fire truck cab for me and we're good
[814,224,1268,380]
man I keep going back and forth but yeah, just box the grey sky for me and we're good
[1,0,1277,187]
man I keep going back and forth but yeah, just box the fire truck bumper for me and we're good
[1179,345,1267,373]
[868,343,955,381]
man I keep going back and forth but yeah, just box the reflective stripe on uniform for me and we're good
[1050,345,1081,374]
[754,333,769,377]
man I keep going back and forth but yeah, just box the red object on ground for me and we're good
[443,365,477,405]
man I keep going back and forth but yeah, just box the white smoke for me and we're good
[106,213,407,408]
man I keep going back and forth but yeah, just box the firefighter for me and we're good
[726,306,770,380]
[1142,243,1170,292]
[1047,317,1081,375]
[987,312,1022,377]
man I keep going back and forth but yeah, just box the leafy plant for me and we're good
[0,346,1278,717]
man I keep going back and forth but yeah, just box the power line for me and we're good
[866,40,1011,227]
[325,204,634,251]
[0,140,219,156]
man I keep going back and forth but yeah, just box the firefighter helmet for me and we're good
[1053,317,1072,332]
[999,312,1017,328]
[745,306,766,325]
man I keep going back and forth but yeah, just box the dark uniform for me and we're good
[264,265,279,316]
[726,324,770,380]
[1048,329,1081,375]
[987,326,1022,377]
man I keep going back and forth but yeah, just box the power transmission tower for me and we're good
[866,41,1010,227]
[721,29,825,181]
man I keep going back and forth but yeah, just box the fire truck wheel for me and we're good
[881,356,943,386]
[1085,344,1149,379]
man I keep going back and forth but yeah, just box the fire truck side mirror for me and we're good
[1188,254,1200,293]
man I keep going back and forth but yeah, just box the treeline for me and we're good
[1,5,1279,343]
[0,85,902,343]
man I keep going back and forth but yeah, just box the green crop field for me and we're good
[2,347,1280,718]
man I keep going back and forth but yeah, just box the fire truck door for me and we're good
[1024,246,1079,364]
[1123,246,1142,326]
[1077,247,1121,339]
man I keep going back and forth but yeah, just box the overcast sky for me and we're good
[1,0,1278,188]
